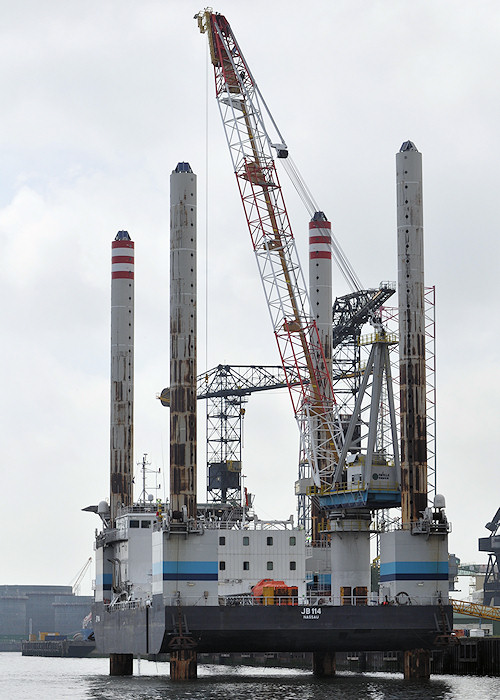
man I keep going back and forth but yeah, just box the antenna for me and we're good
[136,454,161,505]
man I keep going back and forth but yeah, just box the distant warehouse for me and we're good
[0,585,92,640]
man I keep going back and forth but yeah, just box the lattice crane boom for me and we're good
[71,556,92,596]
[161,365,300,507]
[450,598,500,622]
[200,365,295,506]
[198,364,296,399]
[196,9,343,487]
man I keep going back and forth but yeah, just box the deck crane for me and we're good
[197,364,300,508]
[160,364,300,512]
[196,9,344,491]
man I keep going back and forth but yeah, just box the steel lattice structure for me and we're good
[479,508,500,606]
[380,285,437,502]
[162,365,299,507]
[199,365,296,505]
[197,10,343,489]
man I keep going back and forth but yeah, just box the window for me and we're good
[289,536,296,546]
[219,536,226,546]
[243,536,249,546]
[130,520,139,528]
[266,536,273,546]
[243,561,249,571]
[219,561,226,571]
[141,520,151,528]
[290,561,297,571]
[267,561,273,571]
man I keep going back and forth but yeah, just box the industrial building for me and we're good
[0,585,92,648]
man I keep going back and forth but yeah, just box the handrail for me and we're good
[103,593,450,611]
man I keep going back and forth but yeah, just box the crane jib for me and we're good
[196,9,345,487]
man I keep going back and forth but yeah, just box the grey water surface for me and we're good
[1,653,498,700]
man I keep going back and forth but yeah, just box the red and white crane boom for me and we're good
[196,9,344,487]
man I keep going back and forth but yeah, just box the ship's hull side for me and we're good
[93,599,452,655]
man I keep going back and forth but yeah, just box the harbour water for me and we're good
[1,653,498,700]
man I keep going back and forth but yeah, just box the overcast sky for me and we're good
[1,0,499,595]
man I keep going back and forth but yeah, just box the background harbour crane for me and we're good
[70,556,92,597]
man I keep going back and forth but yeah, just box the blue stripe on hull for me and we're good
[163,561,218,574]
[381,561,448,576]
[96,574,113,591]
[380,573,449,582]
[153,561,218,580]
[163,573,218,581]
[380,560,448,582]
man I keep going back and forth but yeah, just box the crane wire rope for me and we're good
[280,154,362,293]
[203,13,345,487]
[205,42,210,375]
[253,80,363,294]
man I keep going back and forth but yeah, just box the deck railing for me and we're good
[103,592,449,612]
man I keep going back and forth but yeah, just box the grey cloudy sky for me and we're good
[1,0,499,594]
